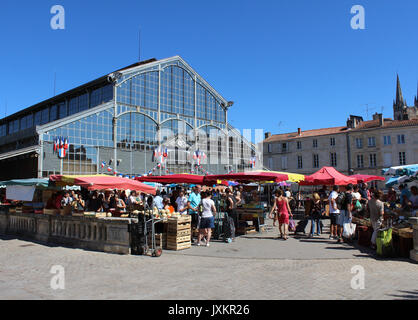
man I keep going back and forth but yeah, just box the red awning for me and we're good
[203,171,289,184]
[299,167,357,186]
[351,174,385,183]
[50,175,156,195]
[135,174,205,185]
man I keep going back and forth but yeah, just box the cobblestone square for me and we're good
[1,220,417,300]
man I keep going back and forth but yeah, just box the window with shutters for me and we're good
[357,155,364,168]
[313,154,319,168]
[330,152,337,167]
[297,155,303,169]
[399,152,406,165]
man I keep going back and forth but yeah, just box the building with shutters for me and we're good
[263,76,418,188]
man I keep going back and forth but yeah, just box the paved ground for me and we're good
[0,219,417,300]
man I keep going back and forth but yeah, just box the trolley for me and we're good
[130,204,163,257]
[212,194,234,243]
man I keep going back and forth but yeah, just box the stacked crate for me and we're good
[165,215,191,250]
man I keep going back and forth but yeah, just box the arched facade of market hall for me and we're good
[34,56,259,177]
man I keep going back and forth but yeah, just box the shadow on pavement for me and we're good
[298,239,336,244]
[386,290,418,300]
[323,246,357,250]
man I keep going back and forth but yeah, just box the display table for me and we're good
[235,207,265,234]
[352,216,414,259]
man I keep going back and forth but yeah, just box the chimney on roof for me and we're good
[265,132,271,139]
[297,128,301,136]
[347,115,363,129]
[378,113,384,126]
[372,112,384,126]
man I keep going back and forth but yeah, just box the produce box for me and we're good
[165,241,191,251]
[393,227,413,239]
[165,216,191,250]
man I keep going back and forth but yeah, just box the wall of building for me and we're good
[263,133,349,174]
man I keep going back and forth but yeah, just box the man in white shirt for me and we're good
[328,185,340,240]
[175,189,188,214]
[285,188,291,198]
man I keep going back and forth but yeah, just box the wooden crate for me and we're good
[167,222,191,233]
[167,215,191,232]
[168,228,191,236]
[168,215,191,223]
[167,235,191,243]
[166,241,191,251]
[236,226,257,235]
[393,227,413,239]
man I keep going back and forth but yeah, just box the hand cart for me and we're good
[212,194,234,243]
[130,204,163,257]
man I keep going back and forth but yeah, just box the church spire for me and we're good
[395,74,404,107]
[415,82,418,107]
[393,74,406,120]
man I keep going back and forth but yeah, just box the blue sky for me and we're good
[1,0,418,136]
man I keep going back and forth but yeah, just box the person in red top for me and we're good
[269,189,293,240]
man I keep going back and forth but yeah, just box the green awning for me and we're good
[0,178,50,188]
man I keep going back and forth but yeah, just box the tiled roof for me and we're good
[264,126,348,142]
[264,118,418,143]
[354,118,418,130]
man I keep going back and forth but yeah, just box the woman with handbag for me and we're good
[309,193,322,237]
[269,189,293,240]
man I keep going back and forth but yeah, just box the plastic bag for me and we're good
[343,222,356,238]
[376,228,394,257]
[289,218,296,232]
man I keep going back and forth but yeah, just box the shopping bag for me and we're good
[289,218,296,232]
[343,222,356,238]
[376,228,394,257]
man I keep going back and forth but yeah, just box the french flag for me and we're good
[107,167,112,172]
[101,161,106,168]
[53,137,57,153]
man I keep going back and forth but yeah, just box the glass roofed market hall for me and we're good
[0,56,260,180]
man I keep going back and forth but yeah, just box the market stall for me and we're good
[351,215,414,258]
[0,178,53,214]
[135,173,205,185]
[50,174,157,195]
[351,174,386,184]
[137,173,231,243]
[202,171,290,235]
[299,166,357,186]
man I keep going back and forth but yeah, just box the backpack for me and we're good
[336,192,346,210]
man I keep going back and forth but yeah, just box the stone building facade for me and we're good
[264,76,418,188]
